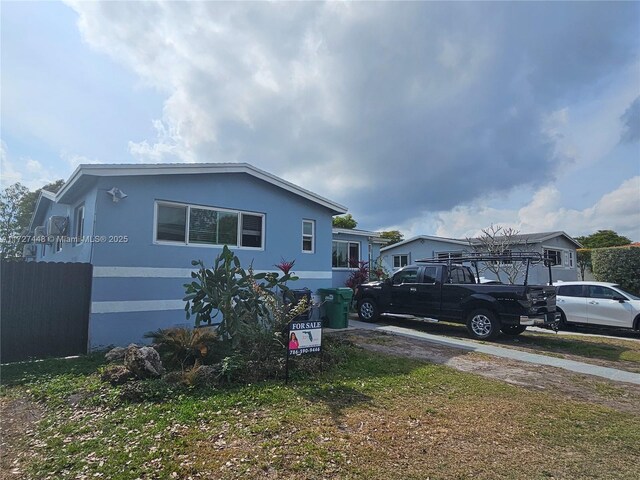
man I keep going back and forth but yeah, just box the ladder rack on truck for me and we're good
[415,252,555,286]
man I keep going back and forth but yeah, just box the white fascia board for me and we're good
[28,191,55,231]
[56,163,348,214]
[332,228,384,239]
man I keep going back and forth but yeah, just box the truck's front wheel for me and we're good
[466,309,500,340]
[358,299,380,323]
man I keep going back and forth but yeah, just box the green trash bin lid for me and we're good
[335,287,354,301]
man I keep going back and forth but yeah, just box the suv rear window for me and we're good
[557,285,583,297]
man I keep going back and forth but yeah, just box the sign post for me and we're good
[285,319,323,384]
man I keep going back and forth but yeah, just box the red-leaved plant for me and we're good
[345,260,370,291]
[275,258,296,275]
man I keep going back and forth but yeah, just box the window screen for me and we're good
[157,204,187,242]
[241,214,263,248]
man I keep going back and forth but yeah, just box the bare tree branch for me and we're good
[467,224,535,284]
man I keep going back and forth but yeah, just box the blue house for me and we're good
[28,163,347,349]
[331,228,386,287]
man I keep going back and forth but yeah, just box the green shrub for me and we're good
[183,245,297,347]
[145,326,220,370]
[591,246,640,294]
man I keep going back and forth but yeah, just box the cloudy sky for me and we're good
[2,1,639,240]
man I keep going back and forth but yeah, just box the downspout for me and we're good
[87,189,100,352]
[89,189,99,265]
[368,238,373,280]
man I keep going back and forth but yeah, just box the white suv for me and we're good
[554,281,640,330]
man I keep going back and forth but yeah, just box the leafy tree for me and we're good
[332,214,357,229]
[575,230,631,249]
[576,249,592,281]
[0,183,30,258]
[380,230,404,246]
[0,180,65,259]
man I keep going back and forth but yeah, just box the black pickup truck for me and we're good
[354,255,560,340]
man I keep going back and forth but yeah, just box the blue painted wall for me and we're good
[380,237,468,273]
[36,172,337,349]
[331,230,384,287]
[35,188,96,263]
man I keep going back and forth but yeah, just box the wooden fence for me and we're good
[1,261,92,363]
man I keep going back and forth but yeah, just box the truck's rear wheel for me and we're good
[501,325,527,336]
[466,309,500,340]
[358,298,379,323]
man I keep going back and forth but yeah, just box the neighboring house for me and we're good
[28,163,347,349]
[380,235,469,272]
[381,231,582,284]
[331,228,386,287]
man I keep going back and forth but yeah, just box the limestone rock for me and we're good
[100,365,134,385]
[124,345,164,379]
[105,346,127,362]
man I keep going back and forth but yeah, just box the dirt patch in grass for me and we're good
[0,396,43,480]
[341,329,640,415]
[180,370,640,479]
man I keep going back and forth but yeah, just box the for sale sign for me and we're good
[288,320,322,355]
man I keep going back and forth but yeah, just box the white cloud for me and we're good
[60,151,103,170]
[1,140,23,187]
[428,177,640,241]
[61,1,639,233]
[0,140,62,190]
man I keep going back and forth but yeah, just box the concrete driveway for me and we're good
[344,318,640,385]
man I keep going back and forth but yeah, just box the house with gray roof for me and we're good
[380,231,582,284]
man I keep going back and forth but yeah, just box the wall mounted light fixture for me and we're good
[107,187,128,203]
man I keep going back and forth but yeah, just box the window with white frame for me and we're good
[393,254,409,268]
[543,248,562,266]
[155,201,264,248]
[55,237,63,253]
[563,250,575,268]
[74,204,85,244]
[332,241,360,268]
[544,247,576,268]
[302,220,314,253]
[436,251,464,260]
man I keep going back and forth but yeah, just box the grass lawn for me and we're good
[1,344,639,479]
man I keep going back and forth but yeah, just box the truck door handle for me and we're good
[588,301,598,305]
[410,287,417,293]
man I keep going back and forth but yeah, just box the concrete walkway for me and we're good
[345,319,640,385]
